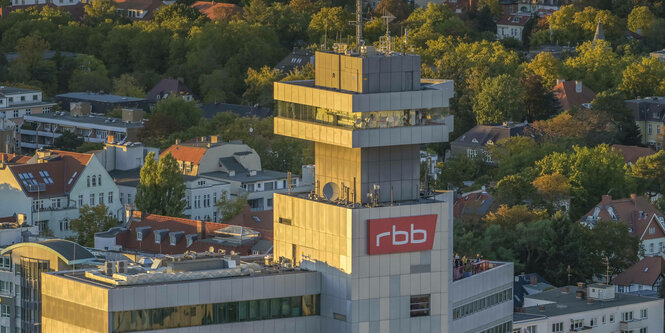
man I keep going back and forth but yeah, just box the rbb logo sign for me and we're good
[367,215,437,255]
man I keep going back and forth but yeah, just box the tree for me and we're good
[630,151,665,198]
[135,152,187,217]
[494,174,537,206]
[151,96,202,130]
[585,220,641,278]
[76,142,105,153]
[532,173,571,202]
[437,154,489,189]
[522,73,558,121]
[308,7,353,46]
[618,57,665,99]
[528,110,616,146]
[53,131,84,151]
[216,191,248,221]
[70,204,117,247]
[483,204,548,227]
[627,6,656,33]
[199,69,229,103]
[242,66,282,108]
[111,73,146,98]
[84,0,120,25]
[563,40,625,93]
[524,52,563,89]
[68,55,111,92]
[473,74,525,124]
[477,0,502,18]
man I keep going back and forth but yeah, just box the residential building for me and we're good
[201,102,272,119]
[273,46,513,332]
[611,144,656,166]
[453,190,494,223]
[161,137,305,212]
[94,208,273,255]
[0,114,17,154]
[275,48,314,74]
[190,1,242,21]
[514,0,571,15]
[0,239,98,333]
[0,149,122,238]
[450,122,529,163]
[19,108,144,151]
[552,79,596,111]
[513,273,554,308]
[581,194,665,258]
[626,96,665,149]
[41,252,321,332]
[8,0,80,6]
[56,92,148,115]
[651,49,665,62]
[613,257,665,296]
[0,214,38,247]
[0,86,55,121]
[496,13,531,41]
[113,0,163,19]
[514,284,664,333]
[146,77,194,104]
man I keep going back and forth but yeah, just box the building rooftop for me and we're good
[497,13,531,26]
[1,239,96,265]
[581,194,665,241]
[453,191,494,221]
[452,122,529,147]
[523,285,661,317]
[612,256,665,287]
[0,86,39,95]
[202,169,288,183]
[24,112,144,128]
[190,1,241,21]
[146,78,193,103]
[552,80,596,111]
[56,92,147,104]
[48,253,314,289]
[275,48,314,74]
[611,144,656,164]
[109,168,141,188]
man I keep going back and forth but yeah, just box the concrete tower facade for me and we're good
[274,46,499,333]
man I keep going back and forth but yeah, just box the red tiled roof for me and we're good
[582,195,665,241]
[190,1,241,21]
[225,207,273,240]
[118,213,264,255]
[113,0,162,19]
[9,150,92,199]
[161,144,207,165]
[552,80,596,111]
[612,256,665,287]
[611,145,656,164]
[497,14,530,26]
[0,153,29,164]
[454,192,494,221]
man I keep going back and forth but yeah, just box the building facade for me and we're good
[450,122,529,163]
[273,46,513,332]
[626,96,665,149]
[0,87,55,121]
[55,92,148,115]
[0,114,17,154]
[0,149,122,238]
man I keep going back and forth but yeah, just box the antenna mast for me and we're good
[356,0,363,52]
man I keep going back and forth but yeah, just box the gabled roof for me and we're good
[275,48,314,74]
[582,195,665,241]
[113,0,162,14]
[497,13,530,26]
[0,153,30,164]
[146,78,193,103]
[9,150,92,199]
[454,191,494,220]
[190,1,241,21]
[612,256,665,287]
[452,123,528,147]
[611,145,656,164]
[160,144,208,165]
[552,80,596,111]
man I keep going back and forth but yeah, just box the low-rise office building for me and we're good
[19,108,144,151]
[56,92,148,115]
[41,253,321,332]
[514,283,664,333]
[0,86,55,121]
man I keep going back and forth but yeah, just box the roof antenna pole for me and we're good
[356,0,363,52]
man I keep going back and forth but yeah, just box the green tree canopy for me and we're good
[70,204,117,247]
[473,74,525,124]
[111,73,146,98]
[216,191,248,221]
[135,152,187,217]
[618,57,665,99]
[630,150,665,197]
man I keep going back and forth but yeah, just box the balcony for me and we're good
[620,318,646,331]
[453,260,500,281]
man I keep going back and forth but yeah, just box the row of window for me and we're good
[111,295,319,333]
[87,174,103,187]
[481,321,512,333]
[452,288,512,320]
[78,192,114,207]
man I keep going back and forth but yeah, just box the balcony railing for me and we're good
[453,260,497,281]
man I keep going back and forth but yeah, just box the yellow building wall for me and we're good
[637,120,664,148]
[41,273,110,333]
[273,194,353,274]
[315,143,362,204]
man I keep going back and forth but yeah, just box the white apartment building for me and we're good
[0,86,55,120]
[0,149,122,238]
[514,284,664,333]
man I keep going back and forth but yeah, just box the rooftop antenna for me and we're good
[354,0,364,52]
[403,28,408,54]
[603,256,610,284]
[379,9,396,53]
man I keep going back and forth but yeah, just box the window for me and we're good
[12,110,18,118]
[278,217,292,225]
[610,314,615,322]
[20,96,25,101]
[1,305,8,317]
[78,195,83,207]
[648,124,653,134]
[410,295,430,317]
[32,94,37,101]
[552,322,563,332]
[525,325,536,333]
[602,315,606,324]
[51,198,61,209]
[453,288,512,320]
[99,192,104,205]
[590,317,597,326]
[640,328,648,333]
[98,174,102,186]
[467,148,478,158]
[0,256,11,271]
[90,193,95,206]
[127,193,132,204]
[108,191,113,203]
[267,198,273,208]
[87,175,90,187]
[571,319,583,329]
[622,311,633,322]
[650,227,656,234]
[92,175,97,186]
[640,308,647,319]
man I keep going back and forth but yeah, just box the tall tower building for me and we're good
[273,46,513,333]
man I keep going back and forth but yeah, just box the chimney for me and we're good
[602,194,612,202]
[132,210,144,222]
[197,220,206,239]
[175,139,181,145]
[575,81,582,93]
[107,135,115,144]
[530,275,538,285]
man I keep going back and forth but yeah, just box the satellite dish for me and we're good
[322,182,340,201]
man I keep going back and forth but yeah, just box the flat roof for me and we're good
[0,86,40,95]
[523,286,662,317]
[202,169,288,183]
[56,92,147,103]
[280,78,452,95]
[24,112,144,129]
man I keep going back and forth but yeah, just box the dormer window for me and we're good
[650,227,656,234]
